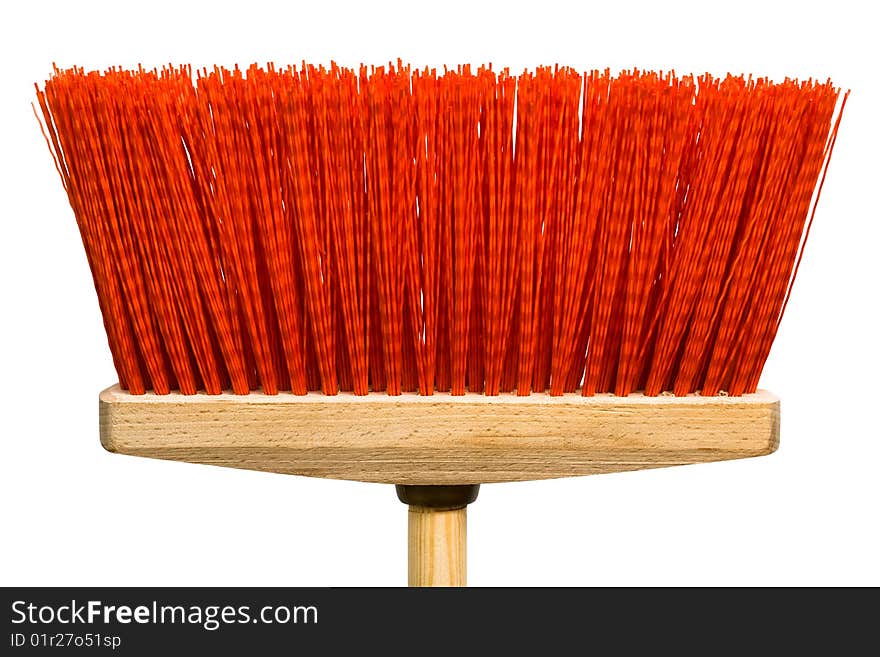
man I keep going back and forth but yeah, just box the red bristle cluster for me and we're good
[35,64,845,396]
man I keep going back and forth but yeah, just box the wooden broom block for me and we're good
[99,385,779,484]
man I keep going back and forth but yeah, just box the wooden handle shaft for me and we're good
[408,505,467,587]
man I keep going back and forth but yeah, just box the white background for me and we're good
[1,0,877,586]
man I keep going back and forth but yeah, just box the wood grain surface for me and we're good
[408,506,466,586]
[98,385,779,484]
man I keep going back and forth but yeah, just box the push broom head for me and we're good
[34,63,846,399]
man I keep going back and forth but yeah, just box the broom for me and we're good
[35,63,846,586]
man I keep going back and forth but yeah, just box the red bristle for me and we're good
[282,68,338,394]
[61,71,175,394]
[734,85,846,394]
[583,73,640,396]
[367,257,387,393]
[400,294,419,393]
[467,71,487,394]
[412,68,441,394]
[198,68,281,394]
[668,77,774,396]
[513,71,539,395]
[614,73,692,396]
[36,66,845,397]
[402,71,428,394]
[149,71,227,395]
[176,78,252,394]
[433,70,453,394]
[35,80,146,394]
[365,66,406,395]
[244,65,308,394]
[318,64,372,395]
[531,68,569,394]
[547,68,586,395]
[699,82,803,396]
[443,67,482,396]
[391,62,422,394]
[480,69,517,396]
[557,71,610,394]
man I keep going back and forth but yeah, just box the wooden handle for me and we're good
[408,505,467,587]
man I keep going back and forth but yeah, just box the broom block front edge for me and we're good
[99,385,779,484]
